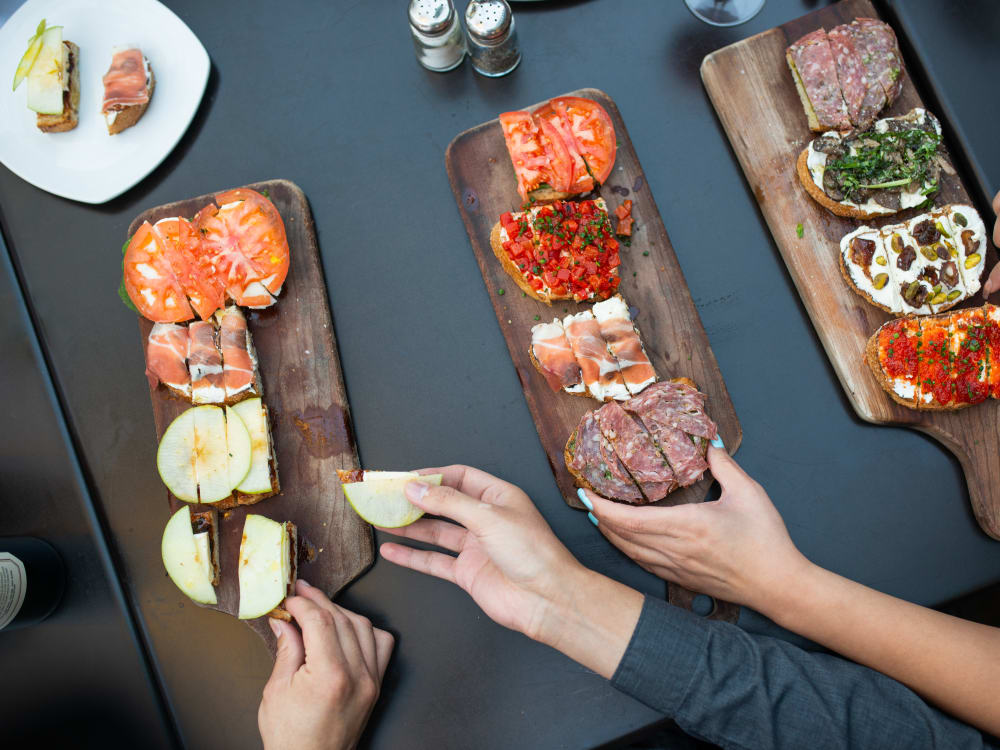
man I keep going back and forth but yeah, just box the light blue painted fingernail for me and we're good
[588,512,599,527]
[577,488,594,510]
[710,434,725,449]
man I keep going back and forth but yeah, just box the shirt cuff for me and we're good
[610,594,712,716]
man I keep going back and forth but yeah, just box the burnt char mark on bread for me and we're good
[36,42,80,133]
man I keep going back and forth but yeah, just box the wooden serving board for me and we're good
[130,179,373,651]
[446,89,743,621]
[702,0,1000,539]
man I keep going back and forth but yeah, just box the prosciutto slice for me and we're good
[145,323,190,396]
[531,320,583,393]
[216,306,258,402]
[569,412,644,503]
[101,48,149,112]
[592,295,656,395]
[563,311,629,402]
[594,402,675,501]
[187,321,225,405]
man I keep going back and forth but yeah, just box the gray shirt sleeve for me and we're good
[611,595,996,750]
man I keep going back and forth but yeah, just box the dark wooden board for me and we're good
[702,0,1000,539]
[129,179,374,651]
[446,89,743,622]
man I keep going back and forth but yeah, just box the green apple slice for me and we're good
[225,405,252,490]
[12,19,49,91]
[26,26,64,114]
[238,515,288,619]
[231,398,272,493]
[192,406,231,503]
[342,473,443,528]
[161,507,217,605]
[156,409,198,502]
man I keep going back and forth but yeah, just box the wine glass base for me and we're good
[683,0,765,27]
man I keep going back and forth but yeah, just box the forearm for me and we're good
[536,565,644,679]
[767,561,1000,736]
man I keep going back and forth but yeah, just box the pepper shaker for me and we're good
[465,0,521,77]
[408,0,466,73]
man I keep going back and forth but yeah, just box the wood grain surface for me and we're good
[702,0,1000,539]
[129,179,373,651]
[446,89,743,622]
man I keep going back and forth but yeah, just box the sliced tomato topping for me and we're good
[194,188,290,308]
[123,222,194,323]
[533,103,592,194]
[549,97,616,185]
[152,217,225,320]
[499,111,573,201]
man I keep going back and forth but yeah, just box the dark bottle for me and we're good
[0,537,65,631]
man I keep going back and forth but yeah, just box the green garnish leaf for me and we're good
[796,222,804,238]
[119,235,137,313]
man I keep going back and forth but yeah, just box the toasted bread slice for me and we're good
[490,221,566,305]
[786,52,822,132]
[865,321,918,409]
[36,42,80,133]
[564,377,707,502]
[189,509,220,586]
[267,522,297,622]
[106,64,154,135]
[797,149,894,220]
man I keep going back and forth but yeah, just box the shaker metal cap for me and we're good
[409,0,454,35]
[465,0,512,41]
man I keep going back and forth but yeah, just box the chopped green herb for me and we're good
[534,315,540,321]
[796,222,804,238]
[498,288,505,296]
[642,251,649,257]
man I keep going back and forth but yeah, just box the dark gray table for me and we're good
[1,1,998,748]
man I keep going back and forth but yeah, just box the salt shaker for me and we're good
[465,0,521,77]
[408,0,466,72]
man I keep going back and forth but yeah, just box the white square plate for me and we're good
[0,0,209,203]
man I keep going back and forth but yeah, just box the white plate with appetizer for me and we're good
[0,0,209,203]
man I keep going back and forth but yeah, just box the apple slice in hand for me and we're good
[342,473,443,528]
[231,398,272,494]
[162,506,217,605]
[238,514,291,619]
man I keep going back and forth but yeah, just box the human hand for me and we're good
[378,465,586,644]
[258,580,394,750]
[581,446,811,616]
[979,190,1000,296]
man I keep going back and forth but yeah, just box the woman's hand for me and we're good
[581,446,810,615]
[379,465,643,678]
[378,465,587,642]
[258,580,394,750]
[978,190,1000,296]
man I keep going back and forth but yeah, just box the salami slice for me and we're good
[787,29,852,131]
[594,402,675,501]
[626,382,716,440]
[627,399,708,488]
[827,24,885,130]
[569,411,643,503]
[849,18,904,104]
